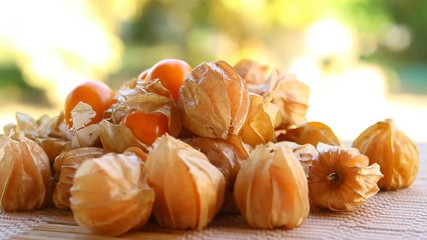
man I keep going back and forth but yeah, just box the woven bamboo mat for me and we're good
[2,144,427,240]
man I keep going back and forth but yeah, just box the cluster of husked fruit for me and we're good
[0,59,418,236]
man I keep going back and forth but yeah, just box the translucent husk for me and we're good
[277,121,340,146]
[146,135,225,230]
[108,93,181,138]
[308,143,383,211]
[234,142,310,229]
[3,112,72,164]
[269,72,310,129]
[3,112,70,140]
[69,102,102,148]
[352,119,418,190]
[238,93,277,147]
[35,138,71,166]
[98,120,147,153]
[233,59,310,130]
[115,78,173,102]
[187,136,249,214]
[53,147,107,209]
[234,59,271,96]
[0,132,52,211]
[70,151,154,237]
[179,61,250,139]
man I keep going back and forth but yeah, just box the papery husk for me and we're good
[35,138,71,164]
[279,141,319,177]
[187,137,248,214]
[114,78,173,103]
[98,120,147,153]
[234,59,271,95]
[309,143,383,211]
[234,59,310,130]
[179,61,250,139]
[53,147,107,209]
[3,112,72,163]
[277,121,340,146]
[109,93,181,138]
[135,78,173,99]
[118,78,139,90]
[69,102,101,148]
[0,132,51,211]
[238,93,277,147]
[146,135,225,230]
[225,134,252,159]
[106,77,172,115]
[234,142,310,229]
[269,72,310,130]
[70,151,154,237]
[3,112,70,139]
[70,124,101,148]
[352,119,418,190]
[124,147,147,162]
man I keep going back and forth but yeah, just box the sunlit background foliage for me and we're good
[0,0,426,141]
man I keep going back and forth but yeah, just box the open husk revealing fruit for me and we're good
[233,142,310,229]
[98,119,146,153]
[146,135,225,230]
[308,143,383,211]
[108,93,182,139]
[53,147,107,209]
[352,119,418,190]
[70,150,154,237]
[0,132,51,211]
[179,61,250,139]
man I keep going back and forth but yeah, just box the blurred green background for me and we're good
[0,0,426,141]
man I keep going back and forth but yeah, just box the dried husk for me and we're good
[0,132,51,211]
[113,78,173,104]
[98,120,146,153]
[70,151,154,237]
[269,72,310,130]
[187,137,248,214]
[309,143,383,211]
[124,147,148,162]
[234,142,310,229]
[146,135,225,230]
[3,112,70,140]
[69,102,102,148]
[118,78,139,90]
[238,93,277,147]
[279,141,319,177]
[3,112,71,163]
[225,134,253,159]
[234,59,310,130]
[352,119,418,190]
[53,147,107,209]
[35,138,71,165]
[135,78,173,99]
[234,59,271,95]
[108,93,181,138]
[70,124,101,148]
[179,61,250,139]
[277,121,340,146]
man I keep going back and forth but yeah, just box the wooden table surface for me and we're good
[3,144,427,240]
